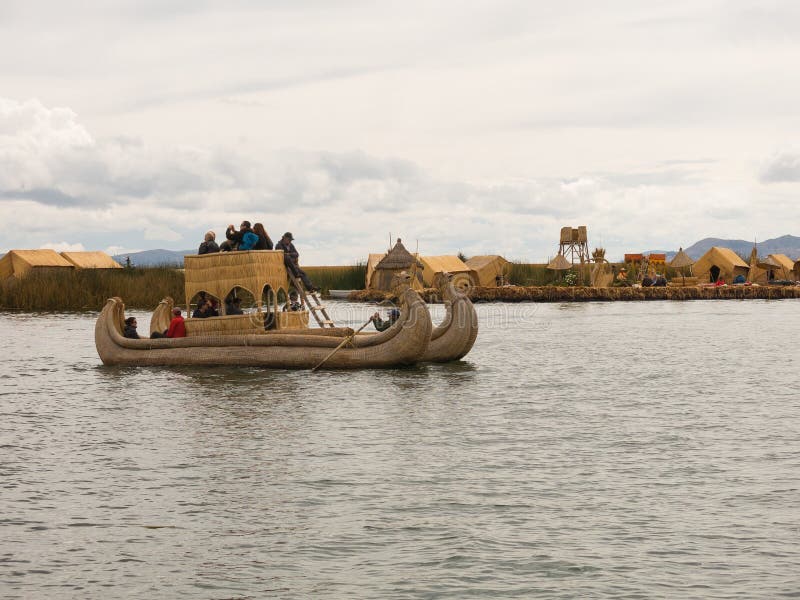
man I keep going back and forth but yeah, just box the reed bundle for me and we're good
[466,285,800,303]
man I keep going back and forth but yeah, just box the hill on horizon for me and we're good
[641,234,800,261]
[112,249,191,267]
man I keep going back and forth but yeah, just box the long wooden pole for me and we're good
[311,317,375,372]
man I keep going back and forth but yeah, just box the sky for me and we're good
[1,0,799,263]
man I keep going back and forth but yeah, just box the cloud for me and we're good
[39,241,86,252]
[144,225,183,242]
[0,96,795,264]
[759,147,800,183]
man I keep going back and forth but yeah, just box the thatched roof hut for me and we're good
[669,248,694,269]
[547,254,572,270]
[419,255,477,291]
[368,239,423,291]
[693,247,749,283]
[61,251,122,269]
[0,249,75,279]
[465,255,510,287]
[749,253,795,283]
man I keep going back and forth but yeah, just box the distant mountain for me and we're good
[683,235,800,260]
[112,249,192,267]
[643,235,800,261]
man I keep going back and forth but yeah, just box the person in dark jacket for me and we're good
[371,308,400,332]
[123,316,140,339]
[275,232,316,291]
[282,291,302,312]
[198,231,220,255]
[192,300,212,318]
[225,297,244,315]
[252,223,273,250]
[220,221,252,251]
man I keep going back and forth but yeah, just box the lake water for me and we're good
[2,299,799,599]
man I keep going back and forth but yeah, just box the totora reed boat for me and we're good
[95,250,478,369]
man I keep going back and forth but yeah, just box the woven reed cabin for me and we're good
[419,256,478,292]
[366,239,423,291]
[61,251,122,270]
[181,250,309,336]
[693,247,749,283]
[0,249,75,279]
[748,253,795,283]
[464,255,510,287]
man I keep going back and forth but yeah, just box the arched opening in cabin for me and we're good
[262,285,277,329]
[224,286,256,315]
[189,291,221,317]
[277,287,288,311]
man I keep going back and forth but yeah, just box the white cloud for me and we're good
[144,225,183,242]
[759,147,800,183]
[39,241,86,252]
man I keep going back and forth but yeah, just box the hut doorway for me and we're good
[709,265,720,283]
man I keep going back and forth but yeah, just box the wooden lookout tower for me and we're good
[558,226,590,266]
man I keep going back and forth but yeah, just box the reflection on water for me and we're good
[2,299,800,598]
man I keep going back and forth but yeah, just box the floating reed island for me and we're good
[349,284,800,304]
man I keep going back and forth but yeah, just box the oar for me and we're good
[311,316,375,372]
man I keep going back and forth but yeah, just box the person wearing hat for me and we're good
[275,232,317,292]
[371,308,400,332]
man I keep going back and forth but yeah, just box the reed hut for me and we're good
[749,254,794,283]
[794,258,800,281]
[465,255,510,287]
[693,247,749,283]
[419,255,478,292]
[668,247,698,286]
[61,251,123,270]
[0,249,75,279]
[368,239,423,291]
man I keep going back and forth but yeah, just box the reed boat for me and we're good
[419,277,479,363]
[95,250,432,369]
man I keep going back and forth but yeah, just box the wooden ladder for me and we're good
[290,275,335,328]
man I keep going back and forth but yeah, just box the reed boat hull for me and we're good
[420,281,479,362]
[95,288,432,369]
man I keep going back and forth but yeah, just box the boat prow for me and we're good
[95,287,432,369]
[421,280,479,362]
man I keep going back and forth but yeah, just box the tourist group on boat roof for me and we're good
[198,220,317,293]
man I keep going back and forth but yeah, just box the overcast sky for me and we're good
[1,0,799,263]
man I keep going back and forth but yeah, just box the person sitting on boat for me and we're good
[225,297,244,315]
[198,231,220,255]
[123,317,140,339]
[283,291,302,312]
[371,308,400,332]
[275,232,317,291]
[252,223,274,250]
[220,221,253,251]
[653,274,667,287]
[193,300,213,318]
[151,308,187,338]
[641,274,654,287]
